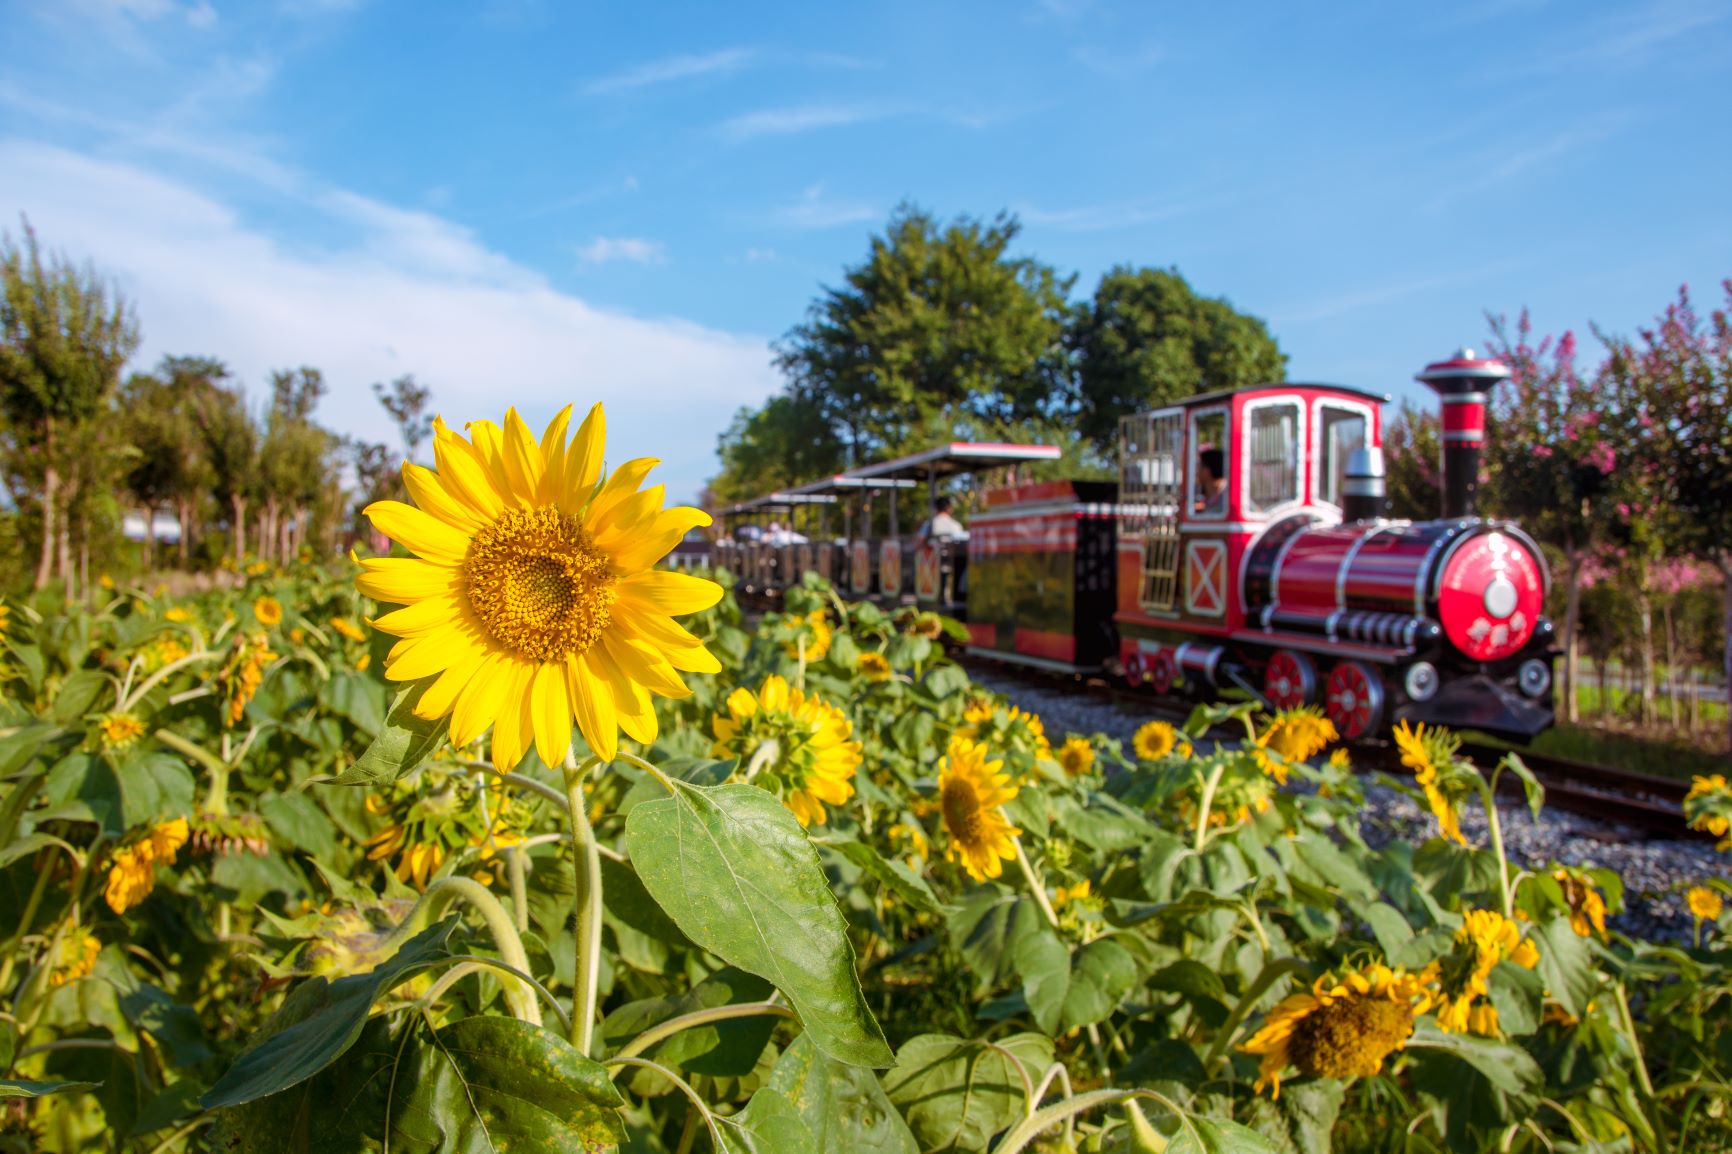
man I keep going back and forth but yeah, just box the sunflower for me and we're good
[331,616,368,643]
[1240,964,1431,1098]
[48,930,101,988]
[781,610,833,663]
[710,675,861,826]
[958,703,1051,760]
[857,651,893,682]
[908,612,944,640]
[1689,885,1723,923]
[1053,878,1092,907]
[142,635,188,673]
[104,818,190,913]
[1685,775,1732,847]
[937,737,1021,881]
[253,595,284,627]
[164,606,191,623]
[219,631,278,727]
[357,404,723,770]
[1056,737,1096,777]
[1553,868,1607,937]
[1393,720,1467,845]
[1327,747,1351,771]
[1132,720,1178,761]
[1429,908,1538,1034]
[1256,706,1338,781]
[96,713,148,752]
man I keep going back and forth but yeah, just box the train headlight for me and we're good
[1403,661,1439,702]
[1518,659,1552,699]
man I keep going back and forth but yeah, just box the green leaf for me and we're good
[1147,959,1228,1004]
[1497,753,1545,821]
[1237,1078,1344,1154]
[259,792,339,860]
[119,983,212,1069]
[767,1034,918,1154]
[624,780,891,1068]
[1016,931,1138,1034]
[1291,835,1378,902]
[39,750,195,835]
[317,670,386,737]
[883,1033,1052,1153]
[946,887,1049,996]
[1531,915,1594,1018]
[50,669,110,722]
[1356,902,1415,955]
[0,1079,97,1098]
[600,854,693,947]
[923,663,969,700]
[717,1086,820,1154]
[201,917,456,1109]
[601,967,777,1078]
[1404,1019,1542,1098]
[0,831,78,870]
[0,721,67,776]
[1168,1116,1286,1154]
[817,836,941,915]
[327,680,448,786]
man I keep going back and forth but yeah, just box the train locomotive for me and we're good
[715,349,1558,741]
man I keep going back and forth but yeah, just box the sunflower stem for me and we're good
[1194,763,1226,852]
[378,876,540,1026]
[743,738,781,783]
[508,847,529,933]
[564,750,605,1055]
[1475,776,1514,918]
[615,750,679,795]
[1013,839,1061,929]
[1202,956,1309,1075]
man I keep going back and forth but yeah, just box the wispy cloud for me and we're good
[766,184,878,229]
[1272,261,1523,325]
[744,247,777,262]
[1015,196,1196,232]
[1422,115,1629,211]
[1070,39,1164,78]
[718,103,890,142]
[577,236,665,265]
[584,48,756,95]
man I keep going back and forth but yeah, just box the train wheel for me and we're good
[1148,651,1176,696]
[1263,650,1317,711]
[1123,651,1147,688]
[1324,660,1385,739]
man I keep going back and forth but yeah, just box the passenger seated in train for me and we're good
[917,496,969,542]
[764,521,808,545]
[1195,448,1226,516]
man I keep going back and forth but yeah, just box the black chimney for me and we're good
[1416,348,1511,520]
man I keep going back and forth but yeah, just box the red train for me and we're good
[715,349,1556,740]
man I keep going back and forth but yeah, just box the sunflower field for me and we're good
[2,406,1732,1154]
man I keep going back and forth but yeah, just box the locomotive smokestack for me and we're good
[1416,347,1511,520]
[1342,447,1385,521]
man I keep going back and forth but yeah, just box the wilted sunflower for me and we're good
[908,612,944,640]
[219,632,278,726]
[857,651,893,682]
[104,818,190,913]
[710,675,862,827]
[142,634,188,673]
[1393,720,1467,845]
[48,929,101,987]
[164,606,191,623]
[253,596,284,627]
[1240,963,1431,1098]
[357,404,722,770]
[958,703,1051,760]
[1428,908,1539,1035]
[782,610,833,663]
[1056,736,1096,777]
[1552,868,1608,937]
[1132,720,1178,761]
[937,737,1021,882]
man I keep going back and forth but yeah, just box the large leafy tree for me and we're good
[197,384,261,565]
[770,205,1073,472]
[1069,266,1286,451]
[0,218,139,592]
[712,393,846,506]
[121,356,227,568]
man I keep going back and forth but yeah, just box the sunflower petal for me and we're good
[537,404,574,502]
[490,661,535,772]
[593,650,657,745]
[384,623,486,682]
[532,661,574,768]
[605,506,713,573]
[432,427,506,520]
[402,462,487,533]
[584,457,658,524]
[371,595,468,638]
[560,403,606,508]
[567,653,617,762]
[665,644,723,674]
[617,570,725,616]
[601,632,692,700]
[415,646,489,721]
[451,651,515,747]
[502,408,544,505]
[365,501,470,565]
[589,484,665,544]
[465,420,520,506]
[355,557,462,604]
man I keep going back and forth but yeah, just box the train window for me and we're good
[1188,408,1229,520]
[1119,409,1185,609]
[1245,400,1301,514]
[1316,404,1368,508]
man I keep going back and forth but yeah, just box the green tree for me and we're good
[373,373,434,463]
[0,218,139,593]
[1381,400,1441,521]
[197,384,261,565]
[1069,266,1286,451]
[711,393,847,506]
[259,367,335,564]
[771,205,1073,472]
[121,356,227,570]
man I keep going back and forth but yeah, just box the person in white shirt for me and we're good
[917,496,968,542]
[765,521,808,546]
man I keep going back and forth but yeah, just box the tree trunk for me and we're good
[1663,600,1679,728]
[178,499,192,567]
[1720,553,1732,754]
[1596,659,1610,721]
[143,504,159,571]
[78,523,89,602]
[33,418,56,590]
[232,494,248,565]
[1561,549,1584,723]
[1635,585,1657,727]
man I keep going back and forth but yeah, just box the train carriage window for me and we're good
[1245,400,1301,514]
[1188,408,1229,520]
[1119,409,1184,609]
[1317,404,1368,509]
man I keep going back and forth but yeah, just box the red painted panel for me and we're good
[1015,627,1077,663]
[967,621,997,648]
[1343,534,1432,614]
[1441,403,1486,436]
[1276,532,1350,613]
[1438,531,1545,661]
[983,480,1078,508]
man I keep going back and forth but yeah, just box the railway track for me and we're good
[956,651,1707,842]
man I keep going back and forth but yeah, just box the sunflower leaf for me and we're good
[326,680,447,787]
[625,781,893,1068]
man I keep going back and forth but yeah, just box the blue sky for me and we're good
[3,0,1729,501]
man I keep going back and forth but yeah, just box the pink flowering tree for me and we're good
[1485,312,1625,722]
[1600,282,1732,751]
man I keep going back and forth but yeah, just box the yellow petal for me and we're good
[567,653,617,762]
[592,650,657,745]
[432,429,507,520]
[618,570,725,617]
[415,646,489,720]
[601,632,691,700]
[465,420,519,506]
[355,557,462,604]
[605,511,710,574]
[451,651,515,747]
[365,501,471,565]
[502,408,544,505]
[537,404,574,502]
[761,675,789,712]
[560,404,606,509]
[384,622,486,682]
[532,661,573,768]
[612,606,706,651]
[583,458,658,525]
[371,595,467,638]
[665,644,723,675]
[589,484,665,543]
[490,660,535,773]
[402,462,487,533]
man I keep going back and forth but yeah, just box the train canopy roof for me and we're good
[785,474,917,497]
[720,491,838,517]
[1181,381,1392,407]
[843,441,1061,482]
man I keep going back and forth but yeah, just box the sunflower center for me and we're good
[942,776,985,844]
[465,506,616,663]
[1288,997,1413,1081]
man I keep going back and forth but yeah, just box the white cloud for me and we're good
[0,140,777,502]
[766,184,879,230]
[744,247,777,262]
[577,236,666,265]
[719,104,889,142]
[584,48,756,95]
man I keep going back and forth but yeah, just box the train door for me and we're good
[1120,408,1185,614]
[1180,405,1232,622]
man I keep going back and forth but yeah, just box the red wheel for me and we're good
[1123,651,1147,688]
[1324,660,1385,739]
[1263,650,1317,711]
[1148,651,1176,696]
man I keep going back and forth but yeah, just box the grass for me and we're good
[1463,685,1728,781]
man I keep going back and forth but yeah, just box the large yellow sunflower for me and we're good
[1428,908,1539,1035]
[1056,736,1096,777]
[1132,720,1178,761]
[937,737,1021,882]
[357,405,723,770]
[1256,706,1338,783]
[711,675,862,826]
[1240,963,1430,1098]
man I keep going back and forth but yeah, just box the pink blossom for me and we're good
[1533,445,1554,458]
[1581,443,1615,474]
